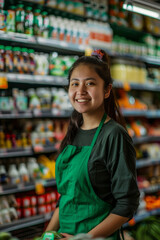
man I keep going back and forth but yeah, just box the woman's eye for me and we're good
[86,82,95,86]
[70,82,78,86]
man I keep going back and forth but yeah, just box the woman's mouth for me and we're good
[76,99,90,103]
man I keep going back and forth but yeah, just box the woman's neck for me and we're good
[81,112,107,130]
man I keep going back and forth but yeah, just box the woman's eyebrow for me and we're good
[70,78,96,81]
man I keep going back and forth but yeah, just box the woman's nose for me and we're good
[77,83,87,94]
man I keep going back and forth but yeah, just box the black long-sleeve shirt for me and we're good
[57,119,140,219]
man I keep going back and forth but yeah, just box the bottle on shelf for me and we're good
[18,163,29,183]
[6,5,16,33]
[27,157,41,181]
[8,164,20,185]
[24,6,33,36]
[0,45,5,72]
[15,4,25,33]
[0,165,9,185]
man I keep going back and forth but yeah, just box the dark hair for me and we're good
[59,49,126,152]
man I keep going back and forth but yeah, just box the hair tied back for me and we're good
[91,49,104,60]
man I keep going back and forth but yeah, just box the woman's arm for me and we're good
[88,213,128,238]
[46,207,60,231]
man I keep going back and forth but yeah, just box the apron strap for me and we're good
[91,113,107,148]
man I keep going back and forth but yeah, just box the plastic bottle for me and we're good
[0,165,8,184]
[27,157,40,181]
[6,5,16,32]
[0,7,6,31]
[0,126,5,149]
[24,6,33,35]
[19,163,29,183]
[13,47,23,73]
[33,8,43,36]
[28,49,36,75]
[41,11,49,38]
[15,4,25,33]
[6,134,12,149]
[5,46,13,73]
[0,45,5,72]
[8,164,20,184]
[21,48,29,74]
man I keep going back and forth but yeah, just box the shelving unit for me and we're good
[0,145,58,158]
[124,208,160,228]
[0,179,56,196]
[0,32,85,54]
[0,211,53,232]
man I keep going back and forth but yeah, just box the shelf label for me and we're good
[0,74,8,89]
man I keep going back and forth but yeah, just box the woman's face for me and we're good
[68,64,111,116]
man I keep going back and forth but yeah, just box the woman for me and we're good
[46,49,140,240]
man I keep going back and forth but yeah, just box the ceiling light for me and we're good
[123,0,160,20]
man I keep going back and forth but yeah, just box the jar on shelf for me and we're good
[111,58,127,82]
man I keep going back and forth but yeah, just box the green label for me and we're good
[42,232,54,240]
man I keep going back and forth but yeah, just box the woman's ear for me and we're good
[104,84,112,99]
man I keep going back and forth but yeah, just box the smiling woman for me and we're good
[68,65,111,123]
[45,49,140,240]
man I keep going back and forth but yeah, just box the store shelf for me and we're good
[0,111,33,119]
[0,179,56,196]
[123,208,160,228]
[122,109,160,118]
[136,158,160,169]
[0,109,72,119]
[140,184,160,194]
[133,136,160,145]
[0,145,58,159]
[0,211,53,232]
[113,81,160,92]
[0,147,33,158]
[110,51,160,66]
[0,32,85,54]
[6,73,68,86]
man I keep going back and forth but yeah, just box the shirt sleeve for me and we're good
[107,127,140,219]
[56,196,61,208]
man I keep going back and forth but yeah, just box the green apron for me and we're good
[55,113,120,240]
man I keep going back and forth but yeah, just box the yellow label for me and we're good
[35,181,45,195]
[0,75,8,89]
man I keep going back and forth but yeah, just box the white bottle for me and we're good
[27,158,40,181]
[19,163,29,183]
[8,164,20,185]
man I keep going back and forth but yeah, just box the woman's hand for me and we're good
[60,233,73,240]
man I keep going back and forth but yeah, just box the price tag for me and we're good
[0,74,8,89]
